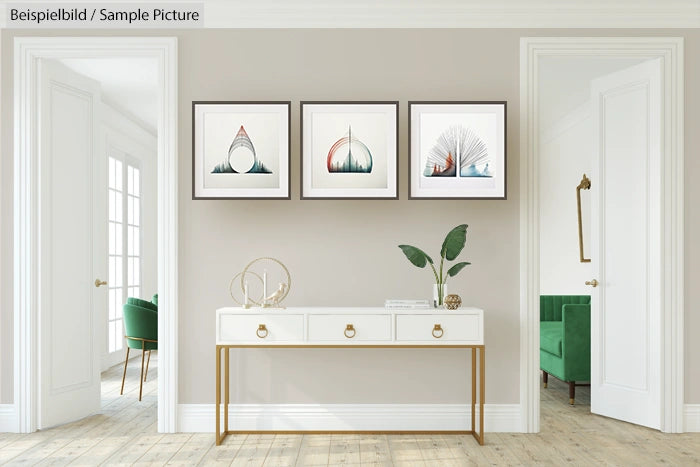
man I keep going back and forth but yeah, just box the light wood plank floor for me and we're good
[1,357,699,466]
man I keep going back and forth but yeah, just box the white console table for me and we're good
[215,307,485,445]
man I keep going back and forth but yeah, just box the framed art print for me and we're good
[409,101,506,199]
[192,101,290,199]
[301,101,398,199]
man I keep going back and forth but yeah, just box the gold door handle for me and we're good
[256,324,268,338]
[432,324,444,339]
[577,174,592,263]
[94,279,107,288]
[344,324,356,339]
[585,279,599,287]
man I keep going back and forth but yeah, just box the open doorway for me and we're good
[536,55,651,417]
[520,37,686,434]
[38,56,158,426]
[13,37,177,434]
[537,55,664,427]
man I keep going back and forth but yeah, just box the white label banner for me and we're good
[6,3,204,28]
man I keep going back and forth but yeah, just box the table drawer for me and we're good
[396,314,482,343]
[308,314,392,341]
[219,314,304,342]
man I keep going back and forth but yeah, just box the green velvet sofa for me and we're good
[540,295,591,404]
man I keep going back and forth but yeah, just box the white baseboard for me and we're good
[178,403,522,433]
[685,404,700,432]
[0,404,17,432]
[4,401,697,433]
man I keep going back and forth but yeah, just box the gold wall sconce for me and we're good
[577,174,591,263]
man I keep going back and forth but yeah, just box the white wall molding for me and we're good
[156,38,179,434]
[685,405,700,432]
[519,37,685,433]
[178,404,522,433]
[0,404,17,432]
[13,37,178,433]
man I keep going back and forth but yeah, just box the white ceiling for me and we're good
[58,58,158,132]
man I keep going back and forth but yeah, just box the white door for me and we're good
[589,59,662,429]
[38,60,106,428]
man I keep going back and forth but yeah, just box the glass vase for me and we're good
[433,283,448,308]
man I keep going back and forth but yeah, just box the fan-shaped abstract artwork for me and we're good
[423,125,492,178]
[211,126,272,174]
[327,126,373,173]
[409,102,506,199]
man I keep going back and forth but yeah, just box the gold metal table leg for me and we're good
[468,346,485,445]
[471,347,476,434]
[214,344,485,445]
[479,346,485,445]
[224,347,230,434]
[216,345,221,445]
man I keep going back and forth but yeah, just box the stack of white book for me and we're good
[384,299,431,309]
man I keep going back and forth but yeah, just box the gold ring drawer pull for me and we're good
[432,324,444,339]
[256,324,268,339]
[344,324,356,339]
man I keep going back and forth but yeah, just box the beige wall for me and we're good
[1,29,699,407]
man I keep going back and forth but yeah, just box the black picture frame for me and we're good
[408,101,507,200]
[300,101,399,200]
[192,101,291,200]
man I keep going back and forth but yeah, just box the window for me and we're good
[108,154,142,353]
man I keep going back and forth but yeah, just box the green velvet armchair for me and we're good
[127,297,157,312]
[121,297,158,401]
[540,295,591,404]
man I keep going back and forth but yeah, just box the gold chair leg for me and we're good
[139,342,146,401]
[120,347,130,395]
[144,350,151,382]
[569,381,575,405]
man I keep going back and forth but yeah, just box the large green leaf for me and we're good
[447,261,471,277]
[398,245,434,268]
[440,224,468,261]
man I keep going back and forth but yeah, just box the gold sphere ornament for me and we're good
[444,294,462,310]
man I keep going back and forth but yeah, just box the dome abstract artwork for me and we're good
[327,126,373,173]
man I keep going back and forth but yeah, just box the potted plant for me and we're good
[398,224,471,307]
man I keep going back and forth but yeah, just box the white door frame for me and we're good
[519,37,684,433]
[13,37,178,433]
